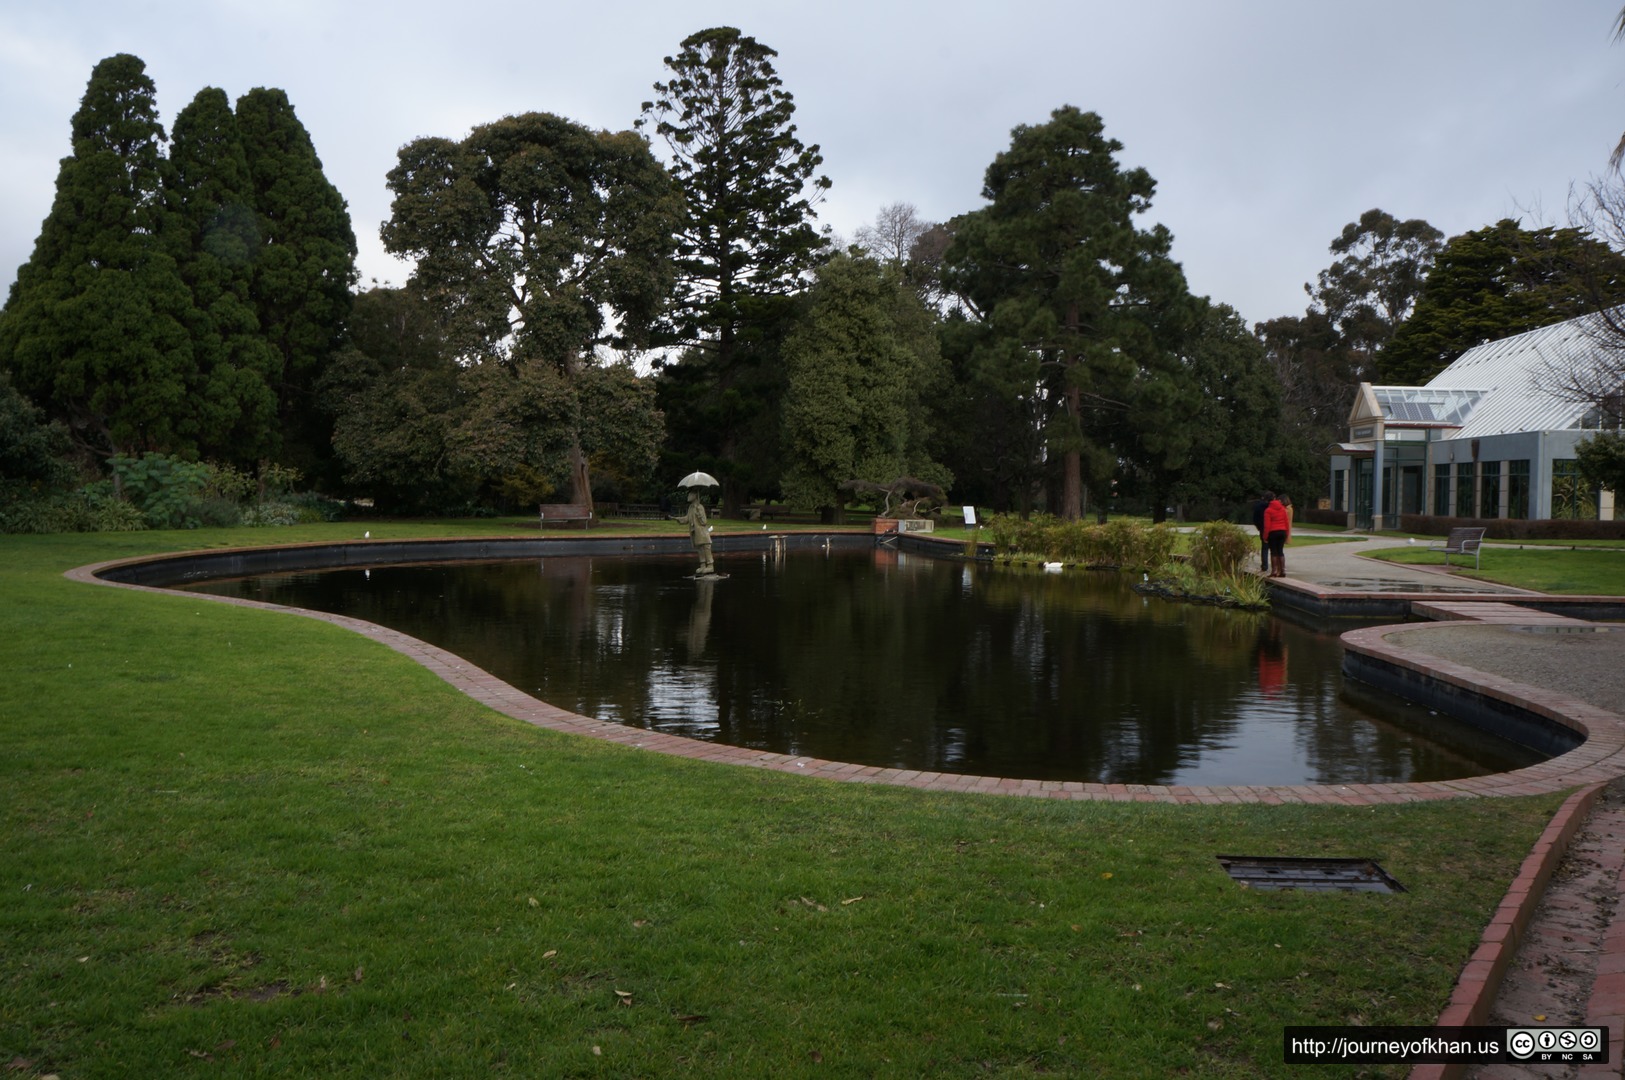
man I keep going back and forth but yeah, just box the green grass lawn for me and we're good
[1,525,1573,1077]
[1365,543,1625,594]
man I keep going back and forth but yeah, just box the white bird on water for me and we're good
[1042,561,1062,573]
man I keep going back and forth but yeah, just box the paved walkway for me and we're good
[1282,535,1624,1078]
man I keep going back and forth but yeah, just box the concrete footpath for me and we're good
[1279,534,1624,1080]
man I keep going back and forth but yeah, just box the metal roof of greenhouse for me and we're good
[1421,315,1610,437]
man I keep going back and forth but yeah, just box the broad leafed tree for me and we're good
[383,112,681,507]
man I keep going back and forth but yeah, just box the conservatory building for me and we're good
[1327,314,1619,530]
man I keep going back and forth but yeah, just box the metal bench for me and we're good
[539,503,593,529]
[1430,526,1486,569]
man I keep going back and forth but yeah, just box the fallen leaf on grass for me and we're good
[1100,872,1113,880]
[614,990,633,1006]
[542,949,557,960]
[674,1014,708,1026]
[6,1058,34,1073]
[809,1050,824,1063]
[840,896,864,906]
[528,897,539,907]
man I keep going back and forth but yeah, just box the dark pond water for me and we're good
[182,547,1544,786]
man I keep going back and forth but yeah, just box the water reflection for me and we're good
[183,549,1542,786]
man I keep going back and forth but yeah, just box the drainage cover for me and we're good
[1216,855,1405,893]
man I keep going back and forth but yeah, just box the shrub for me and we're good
[0,490,146,534]
[110,453,212,529]
[1398,513,1625,541]
[1188,520,1254,577]
[241,501,304,527]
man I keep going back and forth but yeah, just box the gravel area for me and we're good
[1384,624,1625,715]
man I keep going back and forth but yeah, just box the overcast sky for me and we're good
[3,0,1623,329]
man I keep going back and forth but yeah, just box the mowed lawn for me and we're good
[1,526,1570,1078]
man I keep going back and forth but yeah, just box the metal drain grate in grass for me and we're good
[1216,855,1406,893]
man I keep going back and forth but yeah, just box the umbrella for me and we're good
[678,471,720,488]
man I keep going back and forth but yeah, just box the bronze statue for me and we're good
[682,489,715,576]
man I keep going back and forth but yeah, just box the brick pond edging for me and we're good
[64,543,1625,1070]
[66,547,1625,806]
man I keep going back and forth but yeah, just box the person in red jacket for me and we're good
[1262,491,1291,578]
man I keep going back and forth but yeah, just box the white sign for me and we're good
[962,506,977,526]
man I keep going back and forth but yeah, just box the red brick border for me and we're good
[65,549,1625,1070]
[66,555,1625,806]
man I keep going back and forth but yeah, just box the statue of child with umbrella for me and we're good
[678,472,720,577]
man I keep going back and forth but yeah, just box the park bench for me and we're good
[539,503,593,529]
[1430,526,1486,569]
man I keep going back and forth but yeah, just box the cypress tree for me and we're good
[235,87,357,481]
[164,87,281,464]
[0,54,200,458]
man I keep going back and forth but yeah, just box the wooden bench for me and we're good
[539,503,593,529]
[1430,526,1486,569]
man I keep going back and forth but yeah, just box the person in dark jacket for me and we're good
[1262,493,1291,578]
[1251,494,1271,573]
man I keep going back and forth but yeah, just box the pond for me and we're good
[181,546,1543,786]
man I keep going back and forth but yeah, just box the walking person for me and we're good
[1262,491,1291,578]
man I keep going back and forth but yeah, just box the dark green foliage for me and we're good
[1380,220,1625,385]
[780,253,949,514]
[640,27,831,509]
[1127,301,1291,520]
[0,371,73,493]
[0,54,201,459]
[235,87,357,482]
[165,87,281,464]
[1576,431,1625,500]
[108,452,213,528]
[944,106,1193,520]
[324,289,472,513]
[383,112,679,507]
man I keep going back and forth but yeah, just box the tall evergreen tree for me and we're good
[780,253,949,518]
[1379,219,1625,384]
[944,106,1192,520]
[0,54,200,459]
[235,87,357,481]
[639,26,830,510]
[164,87,281,464]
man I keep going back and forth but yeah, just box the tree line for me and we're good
[5,32,1625,530]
